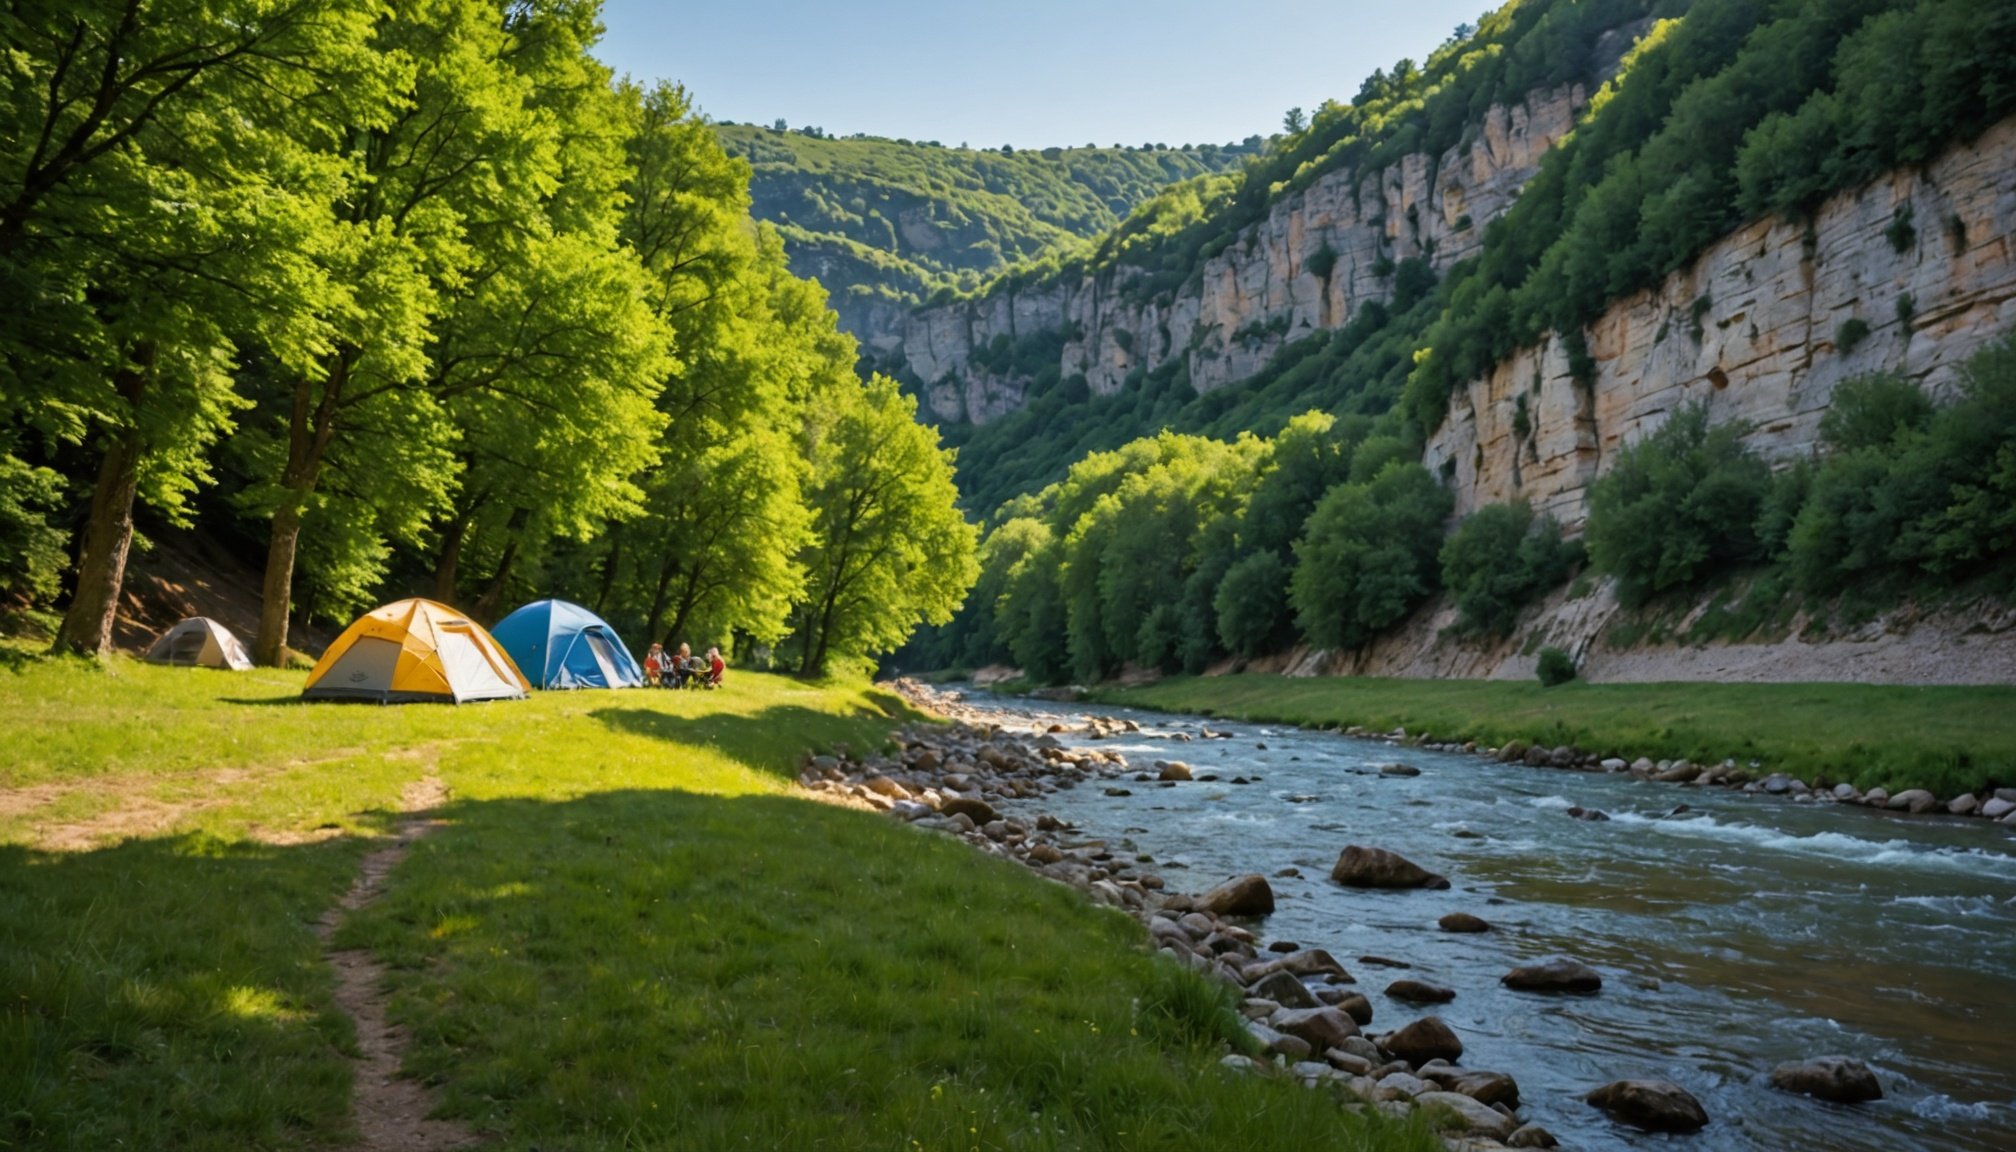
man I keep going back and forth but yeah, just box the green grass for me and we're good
[1092,675,2016,797]
[0,646,1432,1151]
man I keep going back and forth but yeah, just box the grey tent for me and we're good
[143,617,254,670]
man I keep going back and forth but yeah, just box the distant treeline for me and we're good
[907,338,2016,680]
[0,0,975,675]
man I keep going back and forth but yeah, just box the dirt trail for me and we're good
[315,774,481,1151]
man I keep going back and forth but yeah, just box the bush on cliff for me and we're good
[1585,402,1773,607]
[1290,462,1453,650]
[1440,502,1585,637]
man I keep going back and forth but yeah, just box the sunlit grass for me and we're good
[0,645,1434,1150]
[1094,675,2016,795]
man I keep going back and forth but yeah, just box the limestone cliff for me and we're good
[901,83,1592,424]
[1426,114,2016,529]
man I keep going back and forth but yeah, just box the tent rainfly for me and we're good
[143,617,254,670]
[490,599,644,690]
[303,598,529,704]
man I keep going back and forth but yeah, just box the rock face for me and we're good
[899,84,1593,425]
[1585,1079,1710,1133]
[1770,1057,1883,1104]
[1425,113,2016,530]
[1331,845,1451,889]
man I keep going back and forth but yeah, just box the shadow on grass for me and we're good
[590,700,910,782]
[0,829,378,1151]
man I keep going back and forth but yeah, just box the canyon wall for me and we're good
[1425,114,2016,529]
[898,83,1594,424]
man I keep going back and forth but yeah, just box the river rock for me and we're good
[1863,786,1890,806]
[1272,1006,1361,1049]
[1585,1079,1709,1132]
[1375,1071,1429,1101]
[1654,762,1701,782]
[1437,1069,1521,1108]
[1502,959,1602,993]
[1984,796,2016,819]
[1439,912,1492,933]
[1246,1021,1311,1061]
[1248,970,1320,1010]
[1333,991,1374,1025]
[1325,1048,1375,1076]
[938,796,999,824]
[1380,1016,1463,1065]
[1386,979,1456,1004]
[1265,947,1353,982]
[1762,773,1794,794]
[1415,1091,1517,1140]
[1380,763,1422,777]
[1155,760,1193,782]
[1507,1122,1559,1148]
[1947,793,1980,816]
[1769,1057,1883,1103]
[1886,788,1938,814]
[1833,782,1861,801]
[1027,842,1063,865]
[1565,805,1610,821]
[1331,845,1450,889]
[1199,873,1275,917]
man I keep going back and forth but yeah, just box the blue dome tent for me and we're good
[490,599,644,690]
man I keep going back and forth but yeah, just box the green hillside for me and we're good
[716,124,1251,331]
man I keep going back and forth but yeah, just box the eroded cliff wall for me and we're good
[1426,115,2016,529]
[901,83,1593,424]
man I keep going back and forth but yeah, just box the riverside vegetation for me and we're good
[0,648,1434,1151]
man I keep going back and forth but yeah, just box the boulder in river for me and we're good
[1507,1122,1559,1148]
[1502,959,1602,993]
[1198,873,1274,917]
[1432,1068,1521,1108]
[1331,991,1374,1025]
[1886,788,1936,814]
[1248,970,1320,1010]
[1379,763,1421,777]
[1439,912,1491,933]
[1331,845,1451,889]
[1769,1057,1883,1104]
[1585,1079,1709,1132]
[1385,979,1455,1004]
[1414,1091,1515,1140]
[1380,1015,1463,1065]
[938,796,999,825]
[1272,1006,1361,1050]
[1155,760,1193,782]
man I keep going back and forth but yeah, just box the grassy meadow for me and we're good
[1092,675,2016,797]
[0,646,1431,1151]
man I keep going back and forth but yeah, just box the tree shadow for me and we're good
[589,701,907,781]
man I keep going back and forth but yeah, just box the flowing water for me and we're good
[954,692,2016,1151]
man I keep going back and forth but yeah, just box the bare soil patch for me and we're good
[315,774,481,1151]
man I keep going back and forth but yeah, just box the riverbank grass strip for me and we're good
[1091,675,2016,795]
[1,650,1431,1151]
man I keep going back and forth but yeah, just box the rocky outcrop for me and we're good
[1426,113,2016,527]
[902,83,1593,424]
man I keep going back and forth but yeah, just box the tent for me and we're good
[143,617,254,670]
[303,598,528,704]
[490,599,643,690]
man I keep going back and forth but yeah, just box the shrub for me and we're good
[1536,646,1576,686]
[1214,550,1291,657]
[1584,402,1772,606]
[1439,502,1584,637]
[1290,462,1453,650]
[1836,317,1871,354]
[0,456,68,602]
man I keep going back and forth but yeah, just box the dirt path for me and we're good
[315,775,481,1151]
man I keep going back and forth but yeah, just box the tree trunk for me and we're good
[593,524,622,614]
[644,554,679,647]
[470,508,526,622]
[433,504,476,605]
[52,426,143,657]
[255,356,348,666]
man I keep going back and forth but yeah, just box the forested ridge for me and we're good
[717,125,1251,333]
[0,0,976,677]
[905,0,2016,679]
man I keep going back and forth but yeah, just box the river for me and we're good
[951,691,2016,1151]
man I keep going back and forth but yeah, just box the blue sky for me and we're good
[592,1,1491,149]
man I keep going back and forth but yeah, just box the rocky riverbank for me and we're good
[801,680,1900,1148]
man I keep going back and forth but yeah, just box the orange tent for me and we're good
[303,598,529,704]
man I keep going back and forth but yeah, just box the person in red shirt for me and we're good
[643,642,667,687]
[705,646,726,688]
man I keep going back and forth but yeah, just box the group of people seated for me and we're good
[643,642,724,689]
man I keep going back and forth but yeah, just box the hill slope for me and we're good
[716,125,1251,340]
